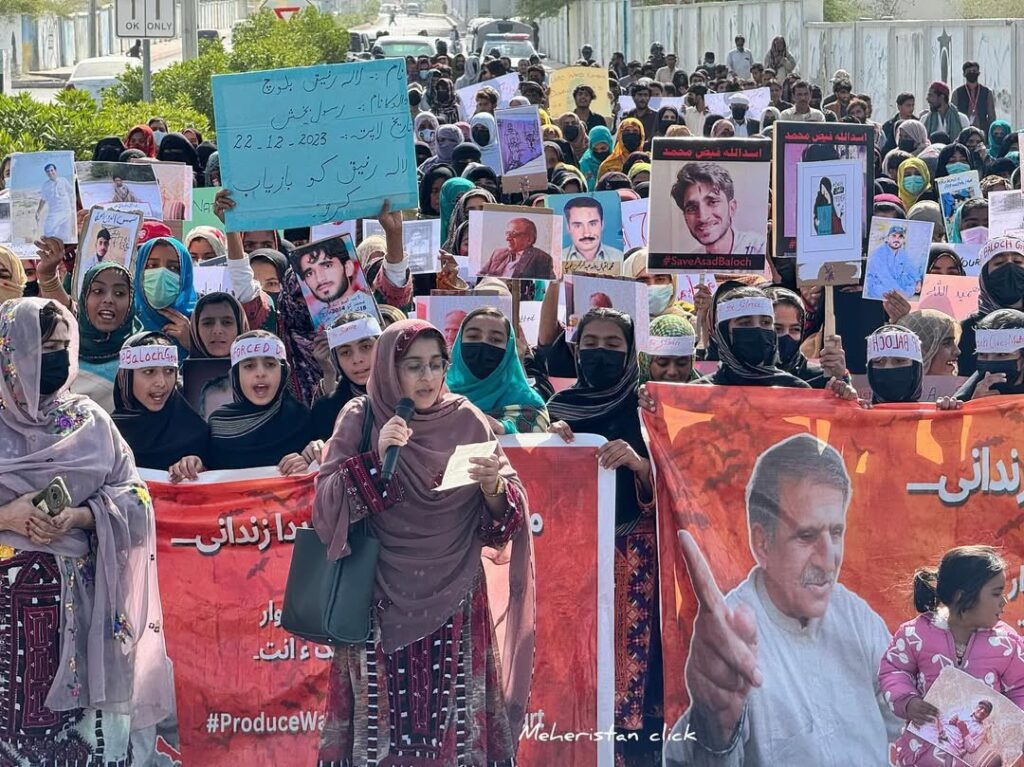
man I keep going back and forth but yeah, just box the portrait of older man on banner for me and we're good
[664,434,902,766]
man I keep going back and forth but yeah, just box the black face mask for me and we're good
[461,341,506,379]
[868,366,919,403]
[472,125,490,145]
[985,262,1024,307]
[563,124,580,141]
[593,148,611,161]
[23,281,40,297]
[730,327,777,367]
[976,359,1021,394]
[39,348,70,396]
[776,334,802,366]
[409,91,422,106]
[898,138,917,152]
[578,347,626,389]
[622,133,642,152]
[772,256,797,289]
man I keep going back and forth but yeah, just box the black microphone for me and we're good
[380,397,415,484]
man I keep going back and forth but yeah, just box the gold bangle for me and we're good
[482,475,505,497]
[38,275,62,293]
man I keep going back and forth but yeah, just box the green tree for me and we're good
[516,0,572,21]
[824,0,867,20]
[958,0,1024,16]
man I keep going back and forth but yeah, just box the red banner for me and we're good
[145,436,615,766]
[642,386,1024,734]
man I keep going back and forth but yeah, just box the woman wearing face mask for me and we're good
[934,142,975,179]
[546,307,662,763]
[417,164,455,218]
[314,319,533,767]
[926,243,967,276]
[638,314,700,383]
[309,312,381,444]
[957,236,1024,377]
[896,309,961,378]
[557,112,588,165]
[948,197,989,245]
[896,119,930,155]
[897,157,933,210]
[169,330,313,480]
[418,124,464,178]
[430,77,461,126]
[442,186,495,252]
[451,140,482,175]
[0,245,26,303]
[469,112,501,172]
[699,287,810,387]
[413,112,440,156]
[764,286,849,388]
[189,292,249,359]
[462,161,500,197]
[954,309,1024,400]
[863,326,925,404]
[113,331,209,469]
[134,236,197,353]
[598,118,645,178]
[580,124,614,191]
[655,106,680,138]
[0,299,174,764]
[249,248,288,303]
[447,307,550,434]
[74,261,142,412]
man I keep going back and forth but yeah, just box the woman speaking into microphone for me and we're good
[312,318,534,767]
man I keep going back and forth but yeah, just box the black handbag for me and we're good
[282,398,381,645]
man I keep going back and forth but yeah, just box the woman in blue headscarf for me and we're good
[446,306,550,434]
[579,124,614,192]
[988,119,1011,156]
[133,236,197,353]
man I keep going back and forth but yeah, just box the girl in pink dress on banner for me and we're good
[879,546,1024,765]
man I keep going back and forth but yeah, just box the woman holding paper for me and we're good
[313,319,533,767]
[955,309,1024,400]
[957,236,1024,377]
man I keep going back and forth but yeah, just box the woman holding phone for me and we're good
[0,298,173,764]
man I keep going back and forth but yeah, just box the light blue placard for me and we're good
[212,59,417,232]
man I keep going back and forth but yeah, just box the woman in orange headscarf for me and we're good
[598,117,645,178]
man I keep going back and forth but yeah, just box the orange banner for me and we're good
[146,436,615,766]
[642,386,1024,735]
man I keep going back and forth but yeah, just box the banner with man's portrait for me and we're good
[643,386,1024,764]
[648,138,770,274]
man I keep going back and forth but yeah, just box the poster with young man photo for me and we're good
[71,207,144,298]
[76,161,163,218]
[648,138,770,273]
[288,233,381,330]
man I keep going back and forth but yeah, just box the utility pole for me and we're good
[142,39,152,101]
[181,0,198,61]
[88,0,98,56]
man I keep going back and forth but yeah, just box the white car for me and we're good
[65,56,135,101]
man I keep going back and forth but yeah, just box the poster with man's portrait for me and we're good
[9,151,77,256]
[546,191,624,276]
[908,667,1024,767]
[772,122,874,259]
[648,138,770,274]
[936,170,981,235]
[76,161,163,219]
[72,207,143,298]
[468,204,562,281]
[147,161,194,221]
[288,233,382,330]
[864,216,933,300]
[795,159,864,286]
[564,273,649,349]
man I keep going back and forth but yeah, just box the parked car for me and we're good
[374,35,437,58]
[65,56,134,101]
[407,2,420,15]
[480,34,541,67]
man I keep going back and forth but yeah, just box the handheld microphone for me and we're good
[380,397,415,484]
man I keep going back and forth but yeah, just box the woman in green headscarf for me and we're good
[74,261,143,412]
[439,176,475,244]
[446,306,551,434]
[638,314,699,383]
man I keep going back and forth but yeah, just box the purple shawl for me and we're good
[0,298,174,728]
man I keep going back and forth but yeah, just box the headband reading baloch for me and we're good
[230,337,287,367]
[327,317,383,350]
[866,331,923,363]
[641,334,696,357]
[975,328,1024,354]
[717,296,774,323]
[119,345,179,370]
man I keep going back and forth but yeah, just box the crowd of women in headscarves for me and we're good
[4,41,1024,767]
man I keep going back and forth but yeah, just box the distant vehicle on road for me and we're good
[479,33,541,67]
[65,56,134,101]
[407,2,420,15]
[375,35,437,58]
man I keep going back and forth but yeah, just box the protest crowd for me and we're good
[3,12,1024,767]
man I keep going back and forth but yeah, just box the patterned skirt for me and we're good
[317,574,516,767]
[613,517,664,767]
[0,550,132,766]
